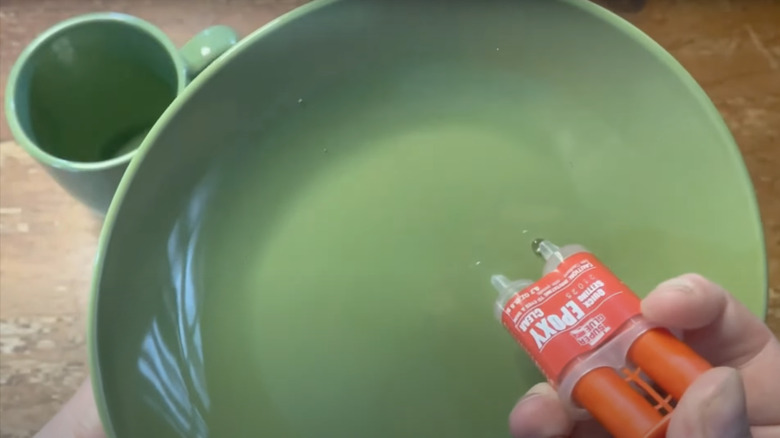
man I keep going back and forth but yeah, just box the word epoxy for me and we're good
[492,239,712,438]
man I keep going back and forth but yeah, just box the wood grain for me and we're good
[1,0,778,436]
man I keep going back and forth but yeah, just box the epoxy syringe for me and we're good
[492,239,712,438]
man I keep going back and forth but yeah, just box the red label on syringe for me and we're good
[500,251,641,381]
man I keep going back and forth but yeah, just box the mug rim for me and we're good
[86,0,769,436]
[3,11,188,172]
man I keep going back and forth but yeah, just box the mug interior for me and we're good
[12,18,179,163]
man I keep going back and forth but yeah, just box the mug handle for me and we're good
[179,25,239,80]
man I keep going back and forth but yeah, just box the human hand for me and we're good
[509,274,780,438]
[34,378,105,438]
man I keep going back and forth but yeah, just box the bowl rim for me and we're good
[87,1,768,436]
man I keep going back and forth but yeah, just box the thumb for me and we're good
[35,378,105,438]
[668,367,751,438]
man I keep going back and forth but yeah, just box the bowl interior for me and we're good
[93,0,766,436]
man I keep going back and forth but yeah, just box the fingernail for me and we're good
[519,382,556,402]
[656,276,697,295]
[651,276,705,304]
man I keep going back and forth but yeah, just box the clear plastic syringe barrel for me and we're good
[493,240,712,438]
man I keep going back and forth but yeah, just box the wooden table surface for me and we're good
[0,0,778,436]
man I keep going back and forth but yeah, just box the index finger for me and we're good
[640,273,772,368]
[640,273,780,426]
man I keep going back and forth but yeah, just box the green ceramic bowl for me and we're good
[90,0,767,436]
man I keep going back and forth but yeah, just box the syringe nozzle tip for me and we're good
[491,275,513,293]
[531,238,545,256]
[531,238,562,261]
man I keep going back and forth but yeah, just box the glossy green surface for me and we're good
[4,13,238,213]
[90,0,767,437]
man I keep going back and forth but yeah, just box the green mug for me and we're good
[4,12,239,214]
